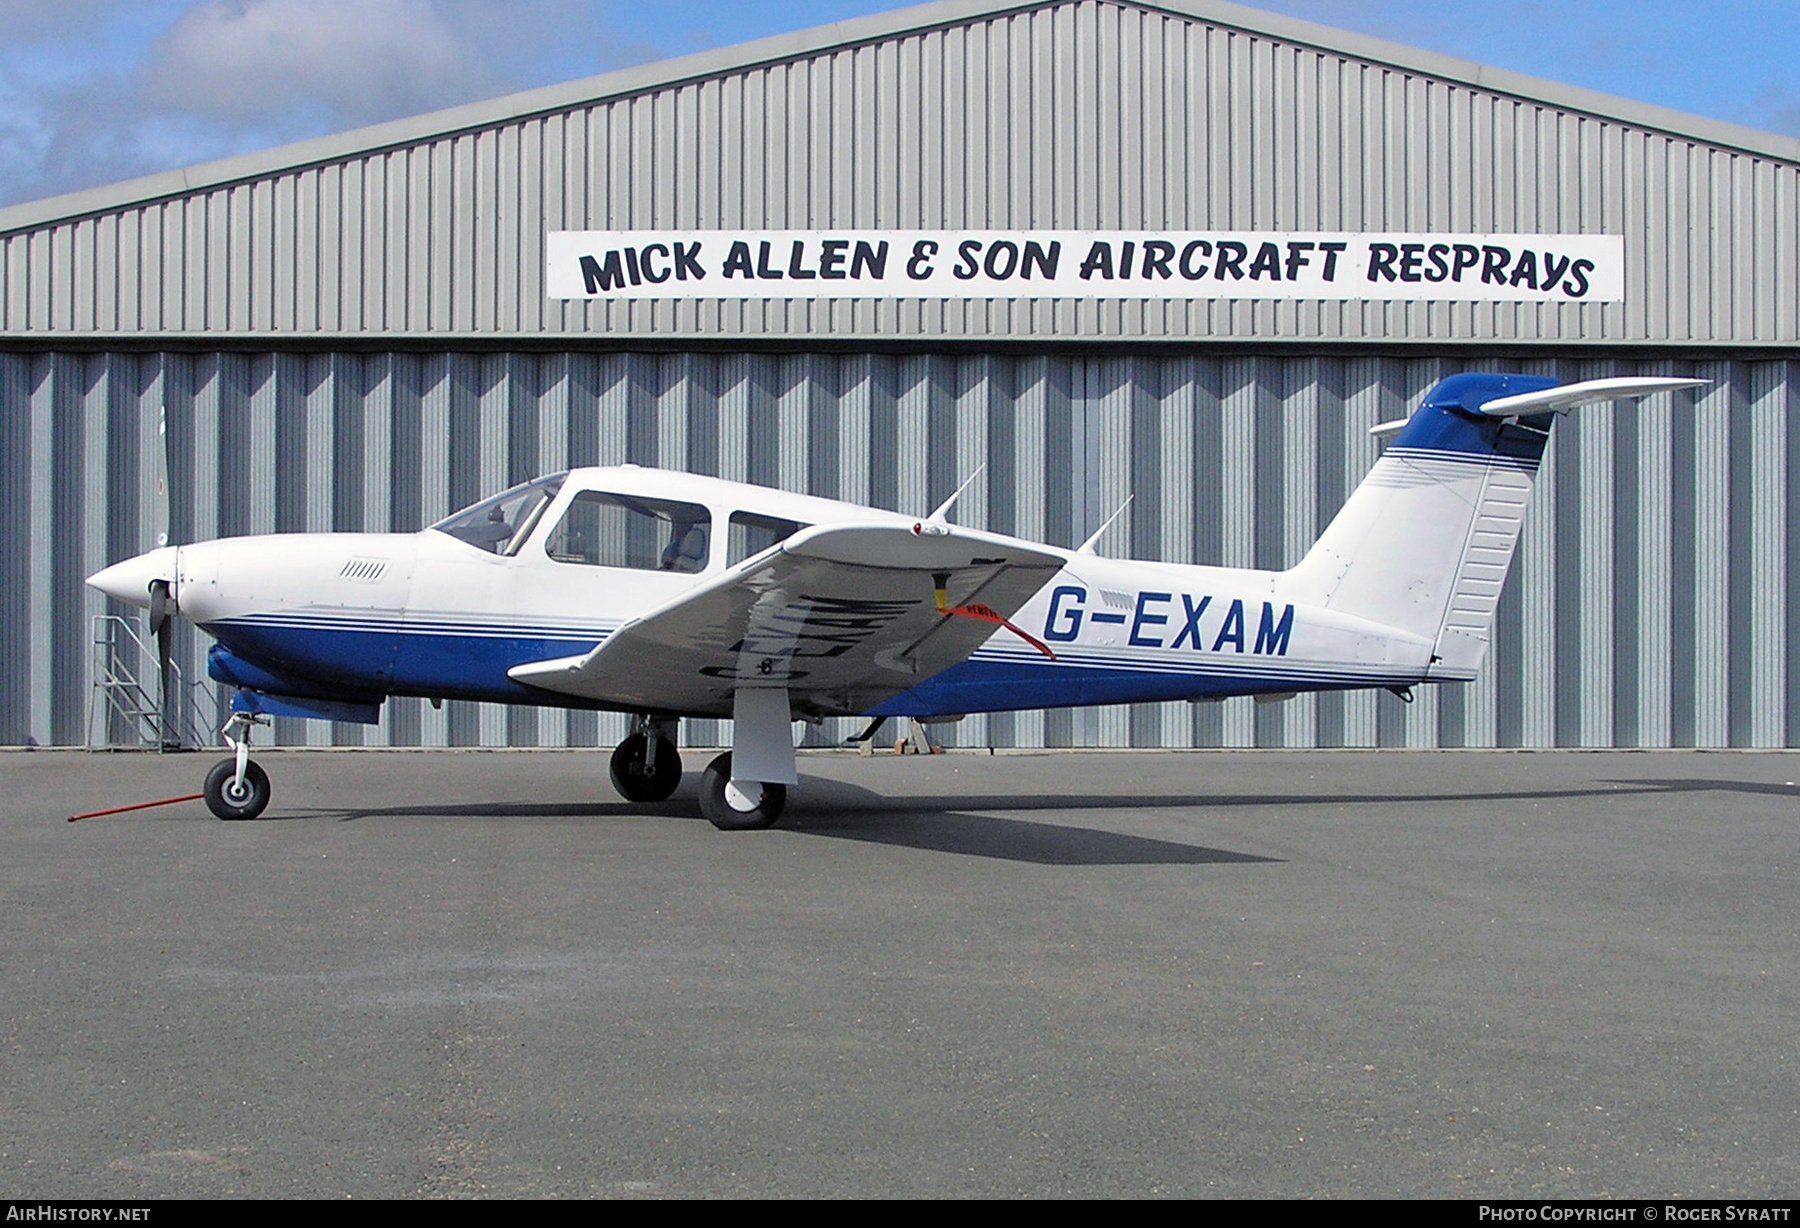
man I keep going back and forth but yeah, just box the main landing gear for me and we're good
[697,687,796,831]
[609,693,795,831]
[609,717,682,802]
[697,752,786,830]
[204,711,271,821]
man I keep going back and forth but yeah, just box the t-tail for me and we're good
[1285,373,1706,682]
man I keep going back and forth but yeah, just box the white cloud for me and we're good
[138,0,495,129]
[0,0,659,208]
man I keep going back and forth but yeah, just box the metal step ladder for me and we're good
[87,614,211,750]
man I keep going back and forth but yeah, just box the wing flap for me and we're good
[508,523,1065,717]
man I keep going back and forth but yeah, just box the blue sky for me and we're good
[0,0,1794,209]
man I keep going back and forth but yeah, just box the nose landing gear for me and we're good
[204,711,271,821]
[203,757,270,820]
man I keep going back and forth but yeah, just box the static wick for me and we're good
[68,793,205,823]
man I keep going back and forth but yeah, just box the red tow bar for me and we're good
[68,793,205,823]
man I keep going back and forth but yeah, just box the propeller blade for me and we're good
[152,398,171,549]
[149,578,179,750]
[147,576,172,637]
[151,378,179,749]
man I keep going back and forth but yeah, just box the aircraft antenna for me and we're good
[1076,496,1133,556]
[927,465,985,524]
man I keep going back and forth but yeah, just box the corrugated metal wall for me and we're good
[2,0,1796,345]
[6,348,1794,750]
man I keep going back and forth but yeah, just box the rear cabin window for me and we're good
[728,511,807,565]
[545,492,712,573]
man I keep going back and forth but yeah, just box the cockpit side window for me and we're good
[545,491,712,573]
[727,511,808,565]
[432,473,567,555]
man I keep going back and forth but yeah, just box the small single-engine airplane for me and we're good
[88,372,1704,829]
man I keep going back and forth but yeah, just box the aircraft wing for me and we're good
[508,522,1067,718]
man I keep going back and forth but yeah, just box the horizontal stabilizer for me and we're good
[1477,376,1708,417]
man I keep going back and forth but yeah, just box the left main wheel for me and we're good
[203,757,271,821]
[698,752,786,831]
[609,733,683,803]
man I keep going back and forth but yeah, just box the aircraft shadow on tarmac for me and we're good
[301,773,1784,867]
[777,778,1279,865]
[776,773,1798,861]
[1599,777,1800,799]
[314,782,1277,867]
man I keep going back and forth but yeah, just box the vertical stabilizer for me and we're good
[1285,373,1560,680]
[1288,373,1705,679]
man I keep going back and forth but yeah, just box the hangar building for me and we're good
[2,0,1796,751]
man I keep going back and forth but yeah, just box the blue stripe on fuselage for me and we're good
[208,616,1407,718]
[868,656,1406,718]
[206,616,605,705]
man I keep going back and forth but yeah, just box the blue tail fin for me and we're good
[1385,372,1561,462]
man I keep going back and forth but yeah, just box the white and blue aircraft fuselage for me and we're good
[87,373,1703,828]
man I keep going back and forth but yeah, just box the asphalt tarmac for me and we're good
[3,747,1796,1199]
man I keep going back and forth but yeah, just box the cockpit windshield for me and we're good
[431,472,568,555]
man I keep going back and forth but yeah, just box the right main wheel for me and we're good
[609,733,683,803]
[698,752,786,830]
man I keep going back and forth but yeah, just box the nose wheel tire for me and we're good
[203,757,271,821]
[698,752,786,830]
[609,733,684,802]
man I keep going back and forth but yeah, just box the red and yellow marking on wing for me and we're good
[933,576,1056,660]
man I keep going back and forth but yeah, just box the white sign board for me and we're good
[547,230,1624,302]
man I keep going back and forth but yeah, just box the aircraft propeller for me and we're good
[149,577,178,750]
[149,385,180,749]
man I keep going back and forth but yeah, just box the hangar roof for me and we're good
[3,0,1796,232]
[2,0,1796,348]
